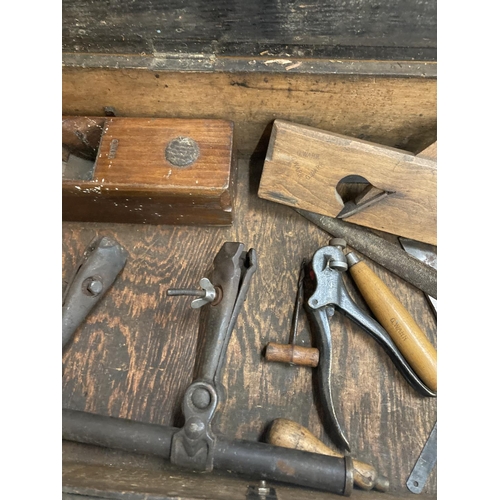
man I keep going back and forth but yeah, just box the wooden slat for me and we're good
[62,455,435,500]
[62,67,437,156]
[62,0,436,61]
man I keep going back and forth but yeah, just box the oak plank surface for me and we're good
[62,158,437,498]
[62,68,437,155]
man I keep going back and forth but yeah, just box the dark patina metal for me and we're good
[62,241,354,496]
[62,236,127,349]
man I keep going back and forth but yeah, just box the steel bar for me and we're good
[406,421,437,494]
[214,438,352,496]
[62,408,352,496]
[62,408,175,459]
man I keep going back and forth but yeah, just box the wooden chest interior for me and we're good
[62,1,437,499]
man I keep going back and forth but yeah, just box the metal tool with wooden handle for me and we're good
[264,259,320,367]
[346,252,437,393]
[267,418,389,492]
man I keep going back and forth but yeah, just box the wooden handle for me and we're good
[347,257,437,392]
[265,342,319,367]
[267,418,389,492]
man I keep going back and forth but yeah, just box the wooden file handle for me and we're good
[267,418,389,492]
[347,254,437,392]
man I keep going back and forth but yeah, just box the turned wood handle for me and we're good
[347,256,437,392]
[267,418,389,492]
[265,342,319,367]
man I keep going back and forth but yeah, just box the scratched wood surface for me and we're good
[62,158,437,498]
[63,117,235,225]
[62,68,437,156]
[62,443,435,500]
[62,0,436,61]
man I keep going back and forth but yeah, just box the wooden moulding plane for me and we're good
[258,120,437,245]
[62,116,236,226]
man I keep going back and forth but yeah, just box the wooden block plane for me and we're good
[62,117,235,225]
[258,120,436,245]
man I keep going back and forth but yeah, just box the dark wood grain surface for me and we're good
[62,0,436,61]
[62,157,437,498]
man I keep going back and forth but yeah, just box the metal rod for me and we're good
[62,408,175,459]
[289,259,306,345]
[62,408,353,496]
[166,289,206,297]
[214,438,352,496]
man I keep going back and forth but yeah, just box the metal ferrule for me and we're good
[345,252,361,267]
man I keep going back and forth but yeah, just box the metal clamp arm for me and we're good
[167,242,257,471]
[196,243,257,384]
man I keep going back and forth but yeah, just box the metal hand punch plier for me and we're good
[305,239,436,453]
[63,242,356,496]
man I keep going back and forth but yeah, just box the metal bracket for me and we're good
[246,481,278,499]
[62,236,127,349]
[171,381,218,471]
[168,242,258,471]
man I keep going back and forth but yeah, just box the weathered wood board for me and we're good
[258,120,437,245]
[62,68,437,156]
[62,0,436,61]
[62,158,437,498]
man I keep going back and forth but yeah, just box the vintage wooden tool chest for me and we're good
[62,1,437,499]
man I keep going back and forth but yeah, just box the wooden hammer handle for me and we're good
[347,256,437,392]
[267,418,389,492]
